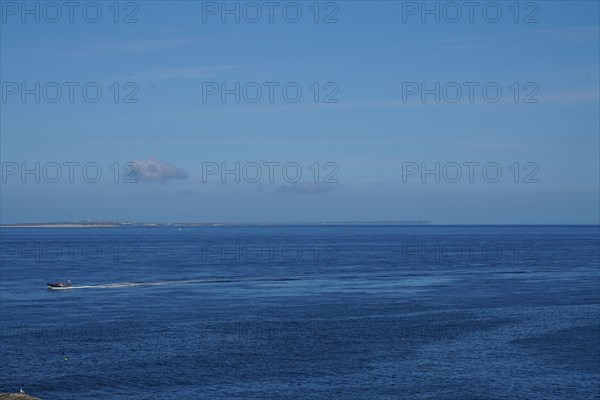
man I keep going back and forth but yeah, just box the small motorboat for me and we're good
[47,280,72,290]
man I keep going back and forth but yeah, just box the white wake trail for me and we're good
[52,276,302,290]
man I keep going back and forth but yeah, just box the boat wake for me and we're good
[49,276,303,290]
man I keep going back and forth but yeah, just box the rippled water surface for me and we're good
[1,225,599,399]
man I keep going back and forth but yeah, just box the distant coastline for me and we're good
[0,220,434,228]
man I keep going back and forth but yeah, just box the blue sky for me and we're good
[1,1,599,224]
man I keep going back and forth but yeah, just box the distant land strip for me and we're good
[0,221,434,228]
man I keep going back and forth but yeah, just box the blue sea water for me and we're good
[1,225,599,399]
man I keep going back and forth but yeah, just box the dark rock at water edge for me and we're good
[0,394,42,400]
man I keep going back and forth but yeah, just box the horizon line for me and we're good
[1,221,599,228]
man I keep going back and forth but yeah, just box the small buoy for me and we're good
[64,356,68,361]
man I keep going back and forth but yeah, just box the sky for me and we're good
[0,0,599,224]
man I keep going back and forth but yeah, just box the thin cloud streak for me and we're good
[442,26,600,49]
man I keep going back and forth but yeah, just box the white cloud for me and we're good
[132,156,189,183]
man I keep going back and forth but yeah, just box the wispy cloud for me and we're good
[275,182,339,195]
[132,61,338,80]
[57,36,214,57]
[186,89,598,115]
[442,26,600,49]
[133,65,252,80]
[179,188,195,196]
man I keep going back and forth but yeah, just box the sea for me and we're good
[1,225,599,399]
